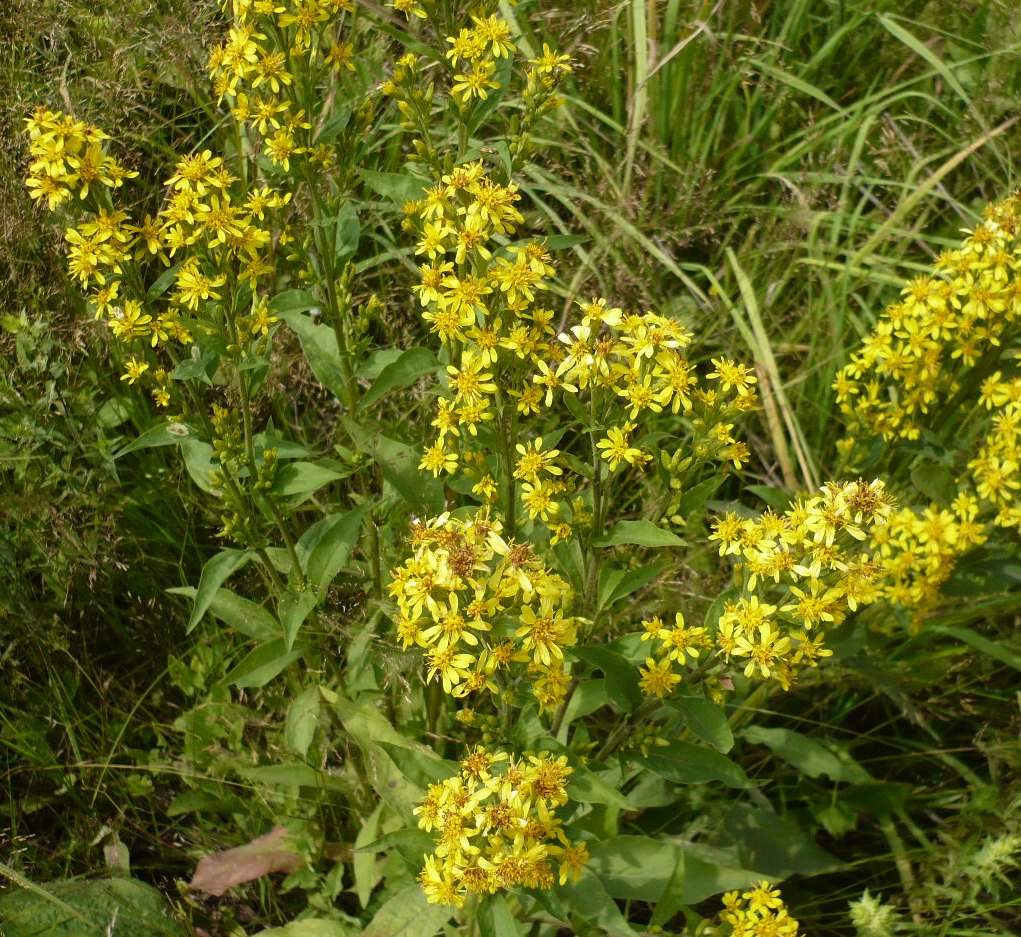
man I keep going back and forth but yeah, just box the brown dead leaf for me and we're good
[189,825,302,896]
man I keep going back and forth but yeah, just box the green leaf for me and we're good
[568,764,630,808]
[745,484,791,512]
[272,462,345,500]
[274,300,348,401]
[378,742,458,789]
[284,685,322,757]
[356,348,404,379]
[934,624,1021,671]
[0,877,188,937]
[649,851,687,927]
[478,894,523,937]
[358,168,429,204]
[237,763,323,787]
[358,347,439,411]
[224,638,307,688]
[596,559,668,611]
[910,462,957,506]
[238,354,269,374]
[742,726,871,783]
[593,520,685,548]
[677,476,726,516]
[114,421,192,459]
[716,803,845,877]
[253,433,311,460]
[171,354,217,386]
[670,697,734,753]
[633,739,750,788]
[569,647,641,713]
[314,104,352,144]
[375,435,444,512]
[252,920,356,937]
[298,502,373,597]
[180,437,219,494]
[328,696,426,815]
[543,234,588,250]
[839,781,913,818]
[560,875,640,937]
[166,788,245,817]
[168,586,278,640]
[358,828,435,868]
[361,884,454,937]
[334,200,360,264]
[353,803,384,909]
[146,261,182,301]
[277,590,318,651]
[587,836,765,905]
[342,420,444,513]
[188,549,252,633]
[97,397,129,429]
[592,838,679,901]
[270,288,318,316]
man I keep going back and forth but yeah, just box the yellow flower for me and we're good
[638,658,681,697]
[446,352,497,404]
[419,441,458,476]
[120,357,149,385]
[520,479,559,522]
[26,173,71,211]
[528,43,572,75]
[165,150,223,194]
[451,59,501,103]
[173,259,226,310]
[514,437,562,483]
[108,300,152,341]
[596,422,646,471]
[391,0,427,18]
[425,646,475,693]
[471,14,515,58]
[515,604,577,667]
[707,356,757,393]
[445,28,486,65]
[733,623,792,680]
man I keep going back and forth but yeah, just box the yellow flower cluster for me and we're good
[388,510,580,713]
[24,108,137,210]
[24,107,289,403]
[389,14,761,713]
[835,195,1021,443]
[209,0,358,171]
[971,373,1021,527]
[677,479,898,692]
[717,881,801,936]
[869,494,986,630]
[836,194,1021,622]
[414,746,588,907]
[403,148,757,537]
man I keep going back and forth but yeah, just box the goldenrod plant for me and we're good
[10,1,1021,935]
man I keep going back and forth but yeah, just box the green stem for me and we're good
[176,373,284,595]
[226,292,304,579]
[583,390,606,615]
[726,681,771,733]
[497,391,517,535]
[594,699,660,763]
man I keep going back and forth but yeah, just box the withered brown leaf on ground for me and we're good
[189,826,302,896]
